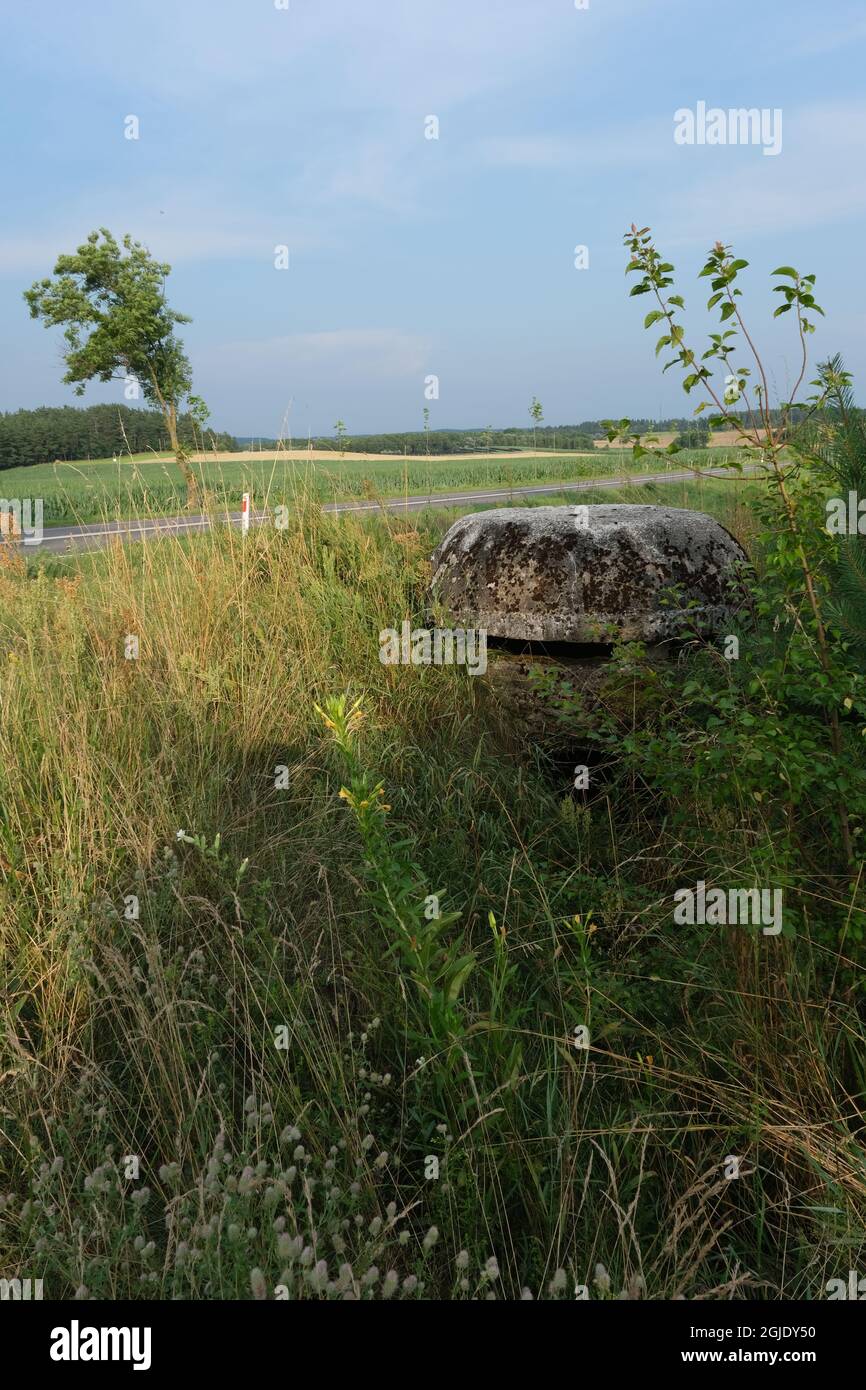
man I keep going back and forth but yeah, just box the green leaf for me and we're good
[644,310,664,328]
[771,266,798,279]
[446,954,476,1006]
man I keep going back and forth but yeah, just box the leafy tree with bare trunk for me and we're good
[529,395,543,452]
[24,229,203,508]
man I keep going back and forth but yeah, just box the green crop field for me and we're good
[0,446,746,527]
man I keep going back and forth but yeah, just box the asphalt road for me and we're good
[23,464,748,555]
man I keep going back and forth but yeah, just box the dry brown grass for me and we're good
[594,430,743,450]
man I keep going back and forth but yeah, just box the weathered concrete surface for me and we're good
[429,504,747,643]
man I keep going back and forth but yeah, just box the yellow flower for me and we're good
[312,701,337,731]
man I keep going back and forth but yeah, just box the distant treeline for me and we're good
[241,427,599,454]
[0,404,821,471]
[239,412,803,455]
[0,405,238,470]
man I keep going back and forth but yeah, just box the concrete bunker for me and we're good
[428,502,749,742]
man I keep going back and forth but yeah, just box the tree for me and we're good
[673,423,711,450]
[0,403,236,471]
[423,406,431,455]
[24,229,204,507]
[529,396,544,451]
[334,419,348,457]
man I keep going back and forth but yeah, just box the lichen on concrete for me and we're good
[429,504,748,644]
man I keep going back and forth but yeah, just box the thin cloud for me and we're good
[0,191,327,276]
[664,100,866,243]
[475,119,675,172]
[203,329,432,381]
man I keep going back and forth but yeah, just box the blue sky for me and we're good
[3,0,866,437]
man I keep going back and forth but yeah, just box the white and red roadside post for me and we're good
[241,492,251,535]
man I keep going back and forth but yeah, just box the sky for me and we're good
[3,0,866,438]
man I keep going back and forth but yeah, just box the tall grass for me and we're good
[0,481,863,1299]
